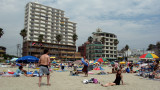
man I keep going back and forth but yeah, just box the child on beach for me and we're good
[101,69,124,87]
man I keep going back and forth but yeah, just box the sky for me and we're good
[0,0,160,55]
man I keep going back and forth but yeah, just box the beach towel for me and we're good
[88,72,94,74]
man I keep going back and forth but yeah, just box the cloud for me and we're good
[0,0,160,55]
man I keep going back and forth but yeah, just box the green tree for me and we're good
[38,34,44,43]
[20,29,27,56]
[100,37,105,44]
[147,44,154,53]
[125,44,129,61]
[0,28,4,38]
[56,34,62,59]
[114,39,119,59]
[88,36,93,44]
[114,39,119,46]
[38,34,44,56]
[72,34,78,45]
[20,29,27,40]
[156,42,160,49]
[72,34,78,61]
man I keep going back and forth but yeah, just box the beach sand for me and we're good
[0,66,160,90]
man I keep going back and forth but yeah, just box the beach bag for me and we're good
[93,78,98,84]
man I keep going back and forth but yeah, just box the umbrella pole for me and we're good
[28,63,29,72]
[28,62,31,72]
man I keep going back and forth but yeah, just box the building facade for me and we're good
[92,28,118,60]
[0,46,6,60]
[23,2,80,60]
[86,41,104,60]
[78,41,90,57]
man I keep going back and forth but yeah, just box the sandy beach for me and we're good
[0,66,160,90]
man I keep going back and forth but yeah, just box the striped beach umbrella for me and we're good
[140,53,159,59]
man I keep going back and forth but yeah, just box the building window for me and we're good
[106,34,109,37]
[106,54,109,57]
[106,43,109,45]
[106,47,109,49]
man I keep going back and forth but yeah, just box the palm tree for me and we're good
[147,44,154,53]
[88,36,93,44]
[0,28,4,38]
[72,34,78,45]
[125,44,129,61]
[20,29,27,40]
[156,42,160,49]
[114,39,119,46]
[20,29,27,56]
[72,34,78,61]
[38,34,44,43]
[114,39,119,60]
[56,34,62,59]
[38,34,44,56]
[100,37,105,44]
[120,48,125,60]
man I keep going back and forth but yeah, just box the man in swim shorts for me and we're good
[38,49,51,87]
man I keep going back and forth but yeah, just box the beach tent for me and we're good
[10,58,18,62]
[16,56,39,63]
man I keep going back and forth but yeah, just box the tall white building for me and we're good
[24,2,76,45]
[92,28,118,59]
[22,2,81,60]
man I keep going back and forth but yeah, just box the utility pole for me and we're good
[17,44,21,57]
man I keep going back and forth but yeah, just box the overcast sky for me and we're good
[0,0,160,55]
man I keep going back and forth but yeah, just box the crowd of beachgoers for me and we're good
[0,59,160,80]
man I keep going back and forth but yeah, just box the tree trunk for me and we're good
[74,43,76,61]
[58,42,60,60]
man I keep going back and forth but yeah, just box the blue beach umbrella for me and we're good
[16,56,39,63]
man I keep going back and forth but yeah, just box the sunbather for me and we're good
[101,69,124,87]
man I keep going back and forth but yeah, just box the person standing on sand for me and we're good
[38,49,51,87]
[82,56,89,77]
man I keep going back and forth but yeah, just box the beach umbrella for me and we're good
[50,56,56,59]
[16,56,39,63]
[97,58,104,62]
[120,61,126,64]
[102,58,107,62]
[10,58,18,62]
[140,53,159,59]
[73,60,82,64]
[94,58,105,63]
